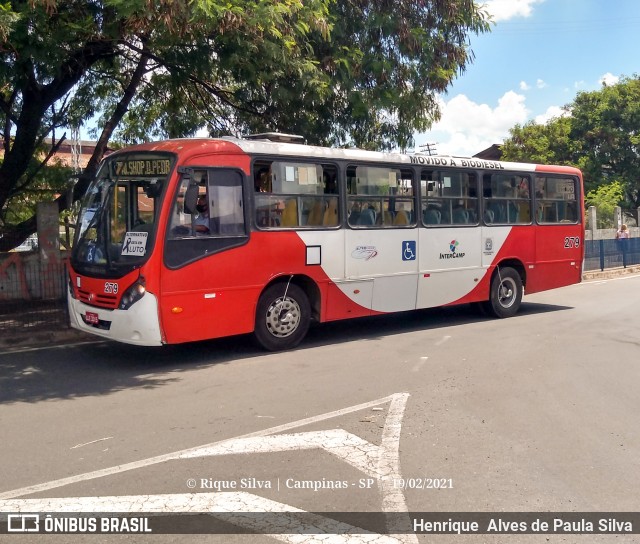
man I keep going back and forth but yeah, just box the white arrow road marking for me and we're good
[0,393,404,501]
[179,430,380,478]
[378,392,409,535]
[0,492,401,543]
[0,393,417,543]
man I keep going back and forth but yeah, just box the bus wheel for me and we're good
[254,283,310,351]
[483,267,522,318]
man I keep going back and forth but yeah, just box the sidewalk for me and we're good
[0,326,93,350]
[1,266,639,351]
[0,300,92,350]
[582,264,640,281]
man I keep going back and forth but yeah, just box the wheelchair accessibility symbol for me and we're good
[402,240,416,261]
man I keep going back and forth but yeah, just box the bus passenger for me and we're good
[256,168,271,192]
[323,172,337,194]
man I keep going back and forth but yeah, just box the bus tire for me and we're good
[482,267,522,318]
[254,283,310,351]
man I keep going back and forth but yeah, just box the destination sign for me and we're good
[114,158,171,177]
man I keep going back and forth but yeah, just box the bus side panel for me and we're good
[296,230,376,321]
[447,226,534,305]
[159,230,362,343]
[324,280,375,321]
[416,225,484,309]
[159,256,261,344]
[527,224,584,294]
[345,228,420,313]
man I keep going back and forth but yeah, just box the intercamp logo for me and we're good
[439,239,465,260]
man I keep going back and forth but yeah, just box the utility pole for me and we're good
[418,142,437,156]
[64,126,83,249]
[70,126,82,174]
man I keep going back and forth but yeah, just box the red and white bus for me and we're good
[68,134,584,350]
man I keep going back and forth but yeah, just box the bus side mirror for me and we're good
[184,184,199,214]
[145,181,163,198]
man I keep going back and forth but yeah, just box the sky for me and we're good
[414,0,640,157]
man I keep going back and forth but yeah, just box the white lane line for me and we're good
[434,336,451,346]
[0,394,403,500]
[71,437,113,450]
[411,357,428,373]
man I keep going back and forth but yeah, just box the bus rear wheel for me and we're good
[482,267,522,318]
[254,283,310,351]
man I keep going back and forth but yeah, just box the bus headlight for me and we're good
[119,278,146,310]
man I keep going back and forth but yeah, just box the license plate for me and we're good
[85,311,99,325]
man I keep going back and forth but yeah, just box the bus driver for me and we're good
[194,194,210,234]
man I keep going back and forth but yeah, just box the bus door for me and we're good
[417,224,483,308]
[417,170,483,308]
[345,227,420,313]
[343,166,419,314]
[160,167,250,343]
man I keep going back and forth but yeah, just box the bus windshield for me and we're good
[72,153,173,275]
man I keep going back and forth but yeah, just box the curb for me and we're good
[0,328,95,350]
[582,265,640,281]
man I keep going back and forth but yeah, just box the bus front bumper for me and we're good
[68,289,163,346]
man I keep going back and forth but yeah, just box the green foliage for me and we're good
[501,116,577,166]
[570,76,640,206]
[0,2,19,40]
[585,181,624,229]
[501,76,640,209]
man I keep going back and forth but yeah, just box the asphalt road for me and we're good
[1,274,640,543]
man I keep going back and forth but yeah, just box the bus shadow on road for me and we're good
[301,301,573,348]
[0,337,250,404]
[0,302,571,404]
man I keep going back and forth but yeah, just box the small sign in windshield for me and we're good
[121,231,149,256]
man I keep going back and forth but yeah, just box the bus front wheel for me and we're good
[482,267,523,318]
[254,283,310,351]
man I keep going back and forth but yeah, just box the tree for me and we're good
[585,181,624,229]
[501,76,640,205]
[500,115,578,166]
[570,76,640,207]
[0,0,490,251]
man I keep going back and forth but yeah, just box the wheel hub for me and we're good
[265,297,301,338]
[499,279,516,308]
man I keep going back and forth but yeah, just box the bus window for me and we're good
[168,171,208,237]
[421,170,478,226]
[483,174,531,225]
[535,175,579,224]
[253,161,339,228]
[347,165,415,227]
[165,167,247,268]
[208,170,245,235]
[168,169,245,238]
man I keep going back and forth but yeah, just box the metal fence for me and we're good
[583,238,640,271]
[0,255,69,335]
